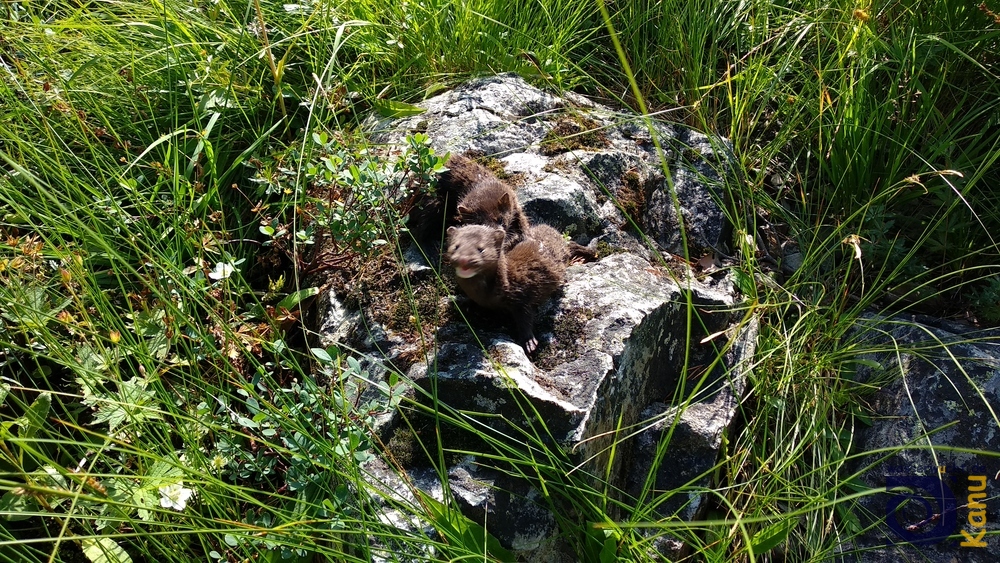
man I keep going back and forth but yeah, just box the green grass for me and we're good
[1,0,998,561]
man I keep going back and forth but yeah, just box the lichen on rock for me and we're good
[316,74,752,557]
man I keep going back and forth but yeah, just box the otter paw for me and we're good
[522,336,539,354]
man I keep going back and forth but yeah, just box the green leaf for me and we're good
[3,212,29,224]
[133,487,157,522]
[197,87,235,113]
[733,268,756,296]
[346,356,361,374]
[147,460,183,484]
[146,330,170,361]
[0,489,40,521]
[0,421,15,440]
[311,347,333,364]
[372,98,426,118]
[40,465,68,490]
[599,535,617,563]
[750,518,795,556]
[423,83,448,98]
[21,392,51,440]
[276,286,319,310]
[415,490,515,562]
[81,537,133,563]
[90,378,161,431]
[133,309,166,337]
[77,343,110,373]
[237,416,258,429]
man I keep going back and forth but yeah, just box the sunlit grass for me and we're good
[0,0,997,560]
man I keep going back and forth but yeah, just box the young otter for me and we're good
[438,154,531,250]
[446,224,568,353]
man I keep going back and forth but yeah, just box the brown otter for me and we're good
[438,154,531,250]
[446,223,587,353]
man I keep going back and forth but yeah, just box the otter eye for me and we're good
[476,246,485,252]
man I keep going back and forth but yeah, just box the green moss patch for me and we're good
[540,115,609,155]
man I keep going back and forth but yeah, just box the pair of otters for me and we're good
[442,155,596,353]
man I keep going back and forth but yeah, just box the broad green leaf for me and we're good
[415,490,515,562]
[0,420,15,439]
[423,82,448,98]
[133,308,166,336]
[599,536,617,563]
[134,487,157,521]
[0,489,40,521]
[276,286,319,310]
[750,518,795,556]
[3,212,29,224]
[81,537,133,563]
[372,98,426,118]
[146,331,170,361]
[40,465,68,490]
[21,392,51,440]
[733,268,755,296]
[90,378,161,431]
[311,347,333,364]
[197,87,235,113]
[77,342,110,373]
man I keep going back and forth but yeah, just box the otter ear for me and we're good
[447,226,458,235]
[493,227,506,242]
[456,204,471,216]
[498,192,511,207]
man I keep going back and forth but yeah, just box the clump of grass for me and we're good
[1,0,998,561]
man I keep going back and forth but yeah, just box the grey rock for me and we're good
[841,314,1000,562]
[782,250,803,273]
[316,290,363,346]
[408,253,750,464]
[361,455,569,562]
[325,74,1000,563]
[369,74,567,157]
[321,74,751,558]
[518,165,603,240]
[448,460,564,554]
[576,150,645,193]
[370,73,730,258]
[644,165,726,256]
[360,457,442,563]
[627,394,745,561]
[402,241,435,274]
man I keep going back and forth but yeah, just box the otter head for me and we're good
[446,225,505,279]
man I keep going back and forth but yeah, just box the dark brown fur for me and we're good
[446,224,566,352]
[439,154,530,250]
[568,241,598,263]
[445,225,506,309]
[527,224,599,264]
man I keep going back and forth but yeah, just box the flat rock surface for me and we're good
[842,315,1000,562]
